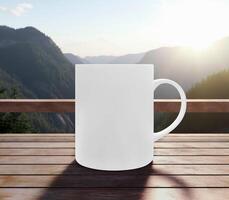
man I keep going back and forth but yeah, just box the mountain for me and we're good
[0,26,75,132]
[158,69,229,133]
[109,52,145,64]
[0,26,75,98]
[85,55,116,64]
[64,53,88,64]
[140,38,229,98]
[84,52,145,64]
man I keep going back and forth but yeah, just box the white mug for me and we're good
[75,64,186,171]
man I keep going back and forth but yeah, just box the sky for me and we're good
[1,0,229,57]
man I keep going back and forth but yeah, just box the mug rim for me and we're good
[75,64,154,68]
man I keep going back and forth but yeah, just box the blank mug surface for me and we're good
[75,64,153,171]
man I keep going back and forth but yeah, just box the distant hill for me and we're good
[84,52,145,64]
[140,38,229,98]
[0,26,75,132]
[84,55,116,64]
[64,53,88,64]
[109,52,145,64]
[157,69,229,133]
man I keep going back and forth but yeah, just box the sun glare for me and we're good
[186,37,213,51]
[156,0,229,50]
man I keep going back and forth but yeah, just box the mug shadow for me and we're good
[38,161,193,200]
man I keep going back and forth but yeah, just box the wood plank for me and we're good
[1,99,229,112]
[155,142,229,148]
[0,188,228,200]
[160,137,229,142]
[0,174,228,188]
[0,133,228,137]
[1,142,228,148]
[1,133,229,137]
[0,142,74,148]
[169,133,229,136]
[0,149,75,156]
[0,136,74,142]
[0,164,228,175]
[0,148,228,156]
[0,134,74,137]
[1,135,229,142]
[0,99,74,112]
[154,156,229,164]
[0,156,228,164]
[155,149,229,155]
[154,99,229,112]
[0,156,73,164]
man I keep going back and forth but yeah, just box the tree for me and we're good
[0,86,33,133]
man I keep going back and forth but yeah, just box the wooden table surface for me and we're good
[0,133,228,200]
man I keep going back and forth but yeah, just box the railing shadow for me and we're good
[38,161,193,200]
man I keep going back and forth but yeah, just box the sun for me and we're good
[156,0,229,50]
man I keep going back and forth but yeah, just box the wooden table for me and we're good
[0,133,228,200]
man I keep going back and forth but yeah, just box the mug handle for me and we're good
[153,79,187,142]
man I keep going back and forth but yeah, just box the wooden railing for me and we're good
[0,99,228,112]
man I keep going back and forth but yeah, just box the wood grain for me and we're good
[0,188,228,200]
[0,148,228,156]
[154,99,229,112]
[0,99,74,113]
[0,134,229,142]
[1,142,228,148]
[0,164,228,175]
[0,133,228,200]
[0,175,229,188]
[0,99,229,112]
[0,156,228,164]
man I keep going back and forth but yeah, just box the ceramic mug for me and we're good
[75,64,187,171]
